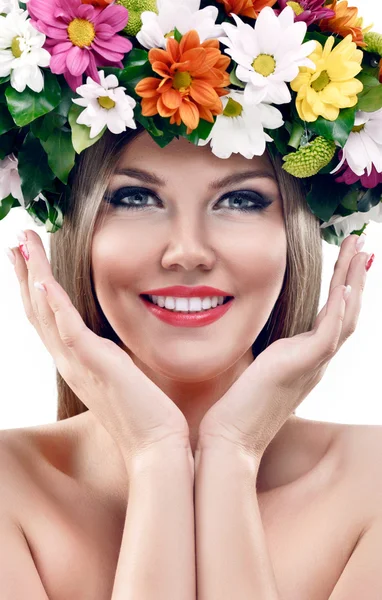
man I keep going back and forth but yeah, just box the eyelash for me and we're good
[104,187,273,214]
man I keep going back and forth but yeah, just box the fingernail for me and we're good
[19,243,29,261]
[16,230,27,243]
[365,253,375,272]
[34,281,47,295]
[4,247,16,266]
[356,234,366,252]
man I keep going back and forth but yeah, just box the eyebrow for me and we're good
[113,168,278,189]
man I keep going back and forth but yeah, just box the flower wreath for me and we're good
[0,0,382,246]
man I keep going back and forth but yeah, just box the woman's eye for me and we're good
[104,187,272,213]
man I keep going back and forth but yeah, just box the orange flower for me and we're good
[216,0,277,19]
[135,30,231,134]
[319,0,372,47]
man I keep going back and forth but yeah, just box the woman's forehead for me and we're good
[115,130,275,180]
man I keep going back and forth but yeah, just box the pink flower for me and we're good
[274,0,334,27]
[335,154,382,189]
[27,0,132,91]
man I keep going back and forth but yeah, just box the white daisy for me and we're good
[0,153,24,207]
[72,70,137,139]
[219,6,316,106]
[136,0,224,50]
[331,108,382,178]
[0,0,22,14]
[198,90,284,159]
[0,10,50,93]
[320,202,382,238]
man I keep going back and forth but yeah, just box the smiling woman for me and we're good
[1,0,382,597]
[53,125,322,422]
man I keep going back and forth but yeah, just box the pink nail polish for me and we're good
[19,243,29,261]
[365,253,375,272]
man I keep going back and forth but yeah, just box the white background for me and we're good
[0,0,381,431]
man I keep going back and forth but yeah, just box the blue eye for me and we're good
[104,187,273,213]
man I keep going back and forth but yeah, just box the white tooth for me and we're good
[175,298,189,312]
[152,295,158,303]
[164,297,176,310]
[201,297,212,310]
[211,296,218,308]
[189,298,202,311]
[157,296,166,307]
[218,296,224,305]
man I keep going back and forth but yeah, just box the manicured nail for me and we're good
[34,281,47,295]
[365,253,375,272]
[19,243,29,261]
[355,234,366,252]
[4,247,16,266]
[16,230,27,243]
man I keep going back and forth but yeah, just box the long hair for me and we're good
[51,126,322,421]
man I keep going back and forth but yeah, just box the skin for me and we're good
[89,131,288,455]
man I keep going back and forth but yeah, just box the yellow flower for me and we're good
[290,34,363,122]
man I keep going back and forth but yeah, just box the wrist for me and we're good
[195,441,261,476]
[127,443,195,479]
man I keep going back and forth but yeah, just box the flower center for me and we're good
[311,70,331,92]
[252,54,276,77]
[98,96,116,109]
[352,123,365,132]
[286,1,305,16]
[173,71,192,90]
[67,18,96,48]
[223,98,243,118]
[164,29,175,39]
[11,36,24,58]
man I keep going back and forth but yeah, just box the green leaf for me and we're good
[173,27,183,42]
[68,103,106,154]
[357,184,382,212]
[185,118,214,144]
[0,103,14,135]
[17,132,55,206]
[0,76,10,85]
[307,107,356,148]
[229,67,245,89]
[265,125,289,155]
[306,175,349,222]
[25,194,64,233]
[30,112,67,142]
[56,79,76,118]
[0,129,17,159]
[356,84,382,112]
[5,70,61,126]
[0,194,20,221]
[40,129,76,184]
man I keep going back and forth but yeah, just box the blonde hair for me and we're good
[51,127,322,421]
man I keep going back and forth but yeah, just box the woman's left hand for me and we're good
[197,234,372,461]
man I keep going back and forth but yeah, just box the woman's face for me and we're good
[91,131,287,383]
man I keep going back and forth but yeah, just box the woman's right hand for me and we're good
[11,229,191,469]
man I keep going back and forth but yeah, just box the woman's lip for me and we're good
[139,296,235,328]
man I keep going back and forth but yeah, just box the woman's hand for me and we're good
[197,234,372,461]
[12,230,191,468]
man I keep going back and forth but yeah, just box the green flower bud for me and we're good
[282,136,336,178]
[364,32,382,57]
[116,0,158,37]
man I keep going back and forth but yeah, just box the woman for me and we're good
[2,123,377,600]
[1,0,381,597]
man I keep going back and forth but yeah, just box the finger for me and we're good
[22,231,127,377]
[18,230,72,361]
[12,244,47,345]
[313,284,347,364]
[336,251,370,350]
[329,233,364,296]
[313,234,366,331]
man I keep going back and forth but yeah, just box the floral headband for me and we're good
[0,0,381,246]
